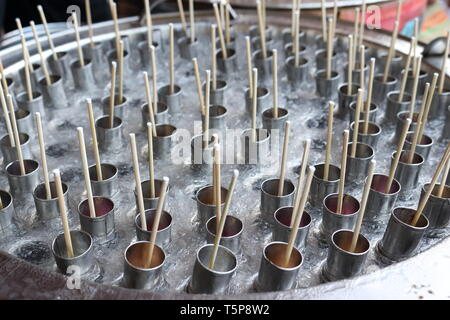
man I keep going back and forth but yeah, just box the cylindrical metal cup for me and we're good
[205,215,243,254]
[78,197,115,238]
[6,159,40,199]
[0,133,32,168]
[337,83,360,119]
[284,43,306,58]
[202,105,228,131]
[101,95,129,121]
[240,128,271,165]
[378,53,403,77]
[83,43,108,82]
[52,230,94,275]
[88,163,119,198]
[134,179,169,210]
[346,142,375,184]
[188,244,237,294]
[0,189,14,230]
[262,107,289,132]
[430,90,450,120]
[157,85,182,113]
[217,49,237,75]
[309,163,340,208]
[314,34,338,50]
[260,178,295,223]
[16,91,45,116]
[47,51,73,84]
[273,206,312,250]
[405,69,429,97]
[33,181,69,221]
[420,183,450,233]
[403,133,433,161]
[135,209,172,247]
[177,36,199,59]
[321,193,360,241]
[315,49,337,71]
[195,185,227,227]
[393,150,424,195]
[152,124,177,161]
[384,91,412,124]
[203,80,227,106]
[253,49,273,80]
[14,109,33,137]
[70,59,95,92]
[349,121,382,150]
[95,116,124,153]
[372,74,398,107]
[344,63,369,86]
[394,111,419,143]
[249,25,273,39]
[315,70,341,99]
[38,75,68,109]
[282,28,306,46]
[141,102,169,127]
[251,36,275,52]
[256,241,302,292]
[245,87,270,115]
[122,241,165,289]
[19,63,42,89]
[322,229,370,281]
[378,207,429,261]
[107,49,131,77]
[137,40,162,70]
[190,134,215,172]
[364,174,401,224]
[349,101,378,124]
[285,56,309,85]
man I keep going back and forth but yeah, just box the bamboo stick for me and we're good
[337,130,350,214]
[35,112,51,199]
[54,169,74,258]
[86,98,103,182]
[130,133,147,231]
[77,127,96,218]
[324,101,334,181]
[291,139,311,227]
[277,121,291,196]
[37,5,58,60]
[7,95,25,175]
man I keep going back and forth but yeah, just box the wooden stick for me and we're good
[192,58,205,115]
[291,139,311,227]
[351,89,364,158]
[439,31,450,94]
[332,0,338,39]
[262,0,266,28]
[77,127,96,218]
[16,18,34,72]
[189,0,195,43]
[256,0,267,59]
[203,70,211,149]
[72,12,85,67]
[320,0,327,40]
[283,165,315,267]
[398,37,416,102]
[208,169,239,270]
[53,169,74,258]
[150,45,158,113]
[109,1,121,54]
[37,5,58,60]
[143,0,153,46]
[411,144,450,226]
[129,133,147,232]
[337,130,350,214]
[86,98,103,182]
[347,35,354,96]
[272,49,278,118]
[385,118,412,193]
[176,0,187,33]
[109,61,117,129]
[118,40,124,104]
[35,112,51,199]
[358,0,366,47]
[211,25,217,90]
[145,176,169,268]
[19,34,33,101]
[7,95,25,175]
[293,10,300,67]
[382,20,400,82]
[291,0,298,40]
[213,3,228,60]
[349,159,375,252]
[213,143,222,233]
[417,73,438,143]
[0,79,15,147]
[30,21,51,86]
[438,156,450,198]
[363,58,375,134]
[277,121,291,196]
[225,2,231,43]
[408,55,422,119]
[169,23,175,95]
[359,45,365,90]
[220,1,225,36]
[352,8,360,70]
[143,71,157,136]
[147,122,155,199]
[0,59,9,97]
[324,101,334,181]
[246,36,253,98]
[326,17,333,80]
[251,68,258,143]
[85,0,95,47]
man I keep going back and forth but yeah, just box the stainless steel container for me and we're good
[260,178,295,223]
[205,215,243,254]
[135,209,172,247]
